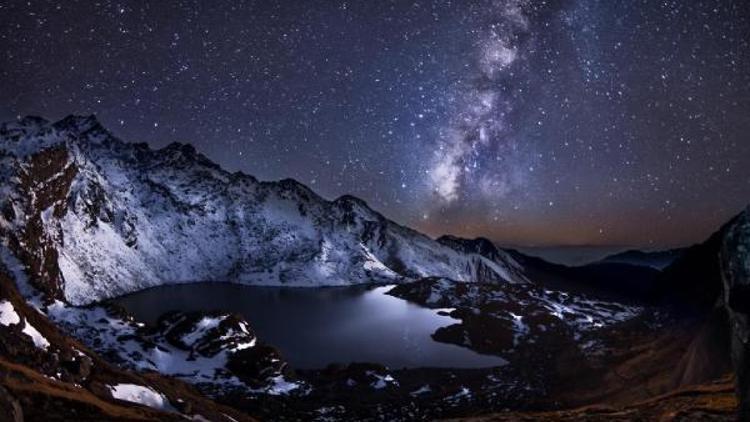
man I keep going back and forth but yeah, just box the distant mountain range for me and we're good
[599,248,687,270]
[513,245,686,269]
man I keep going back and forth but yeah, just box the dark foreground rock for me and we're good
[0,385,23,422]
[720,206,750,418]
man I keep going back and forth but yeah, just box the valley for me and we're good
[0,115,744,420]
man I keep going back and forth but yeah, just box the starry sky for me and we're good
[2,0,749,248]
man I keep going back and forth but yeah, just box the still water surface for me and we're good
[114,283,507,369]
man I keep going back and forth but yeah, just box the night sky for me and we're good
[2,0,749,248]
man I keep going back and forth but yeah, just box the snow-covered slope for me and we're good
[0,115,525,305]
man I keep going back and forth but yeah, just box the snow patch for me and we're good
[263,375,302,395]
[0,300,20,326]
[410,384,431,396]
[0,300,50,349]
[444,386,471,402]
[21,320,50,350]
[367,371,399,389]
[109,383,175,412]
[182,316,226,346]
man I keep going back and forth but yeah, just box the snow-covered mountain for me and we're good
[0,115,525,305]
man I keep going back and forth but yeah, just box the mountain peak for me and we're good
[163,142,197,155]
[334,194,370,208]
[18,115,51,127]
[0,115,51,138]
[51,115,115,145]
[0,114,111,150]
[54,114,103,131]
[436,235,506,262]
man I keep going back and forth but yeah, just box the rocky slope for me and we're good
[0,115,524,306]
[0,263,254,421]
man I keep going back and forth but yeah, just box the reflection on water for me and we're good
[114,282,507,369]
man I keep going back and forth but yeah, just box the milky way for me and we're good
[429,0,531,204]
[2,0,749,247]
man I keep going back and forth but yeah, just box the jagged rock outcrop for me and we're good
[154,311,258,358]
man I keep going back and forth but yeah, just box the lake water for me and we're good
[113,283,507,369]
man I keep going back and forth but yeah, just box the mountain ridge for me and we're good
[0,114,525,306]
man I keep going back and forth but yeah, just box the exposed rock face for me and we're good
[0,115,524,306]
[720,207,750,417]
[1,144,77,301]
